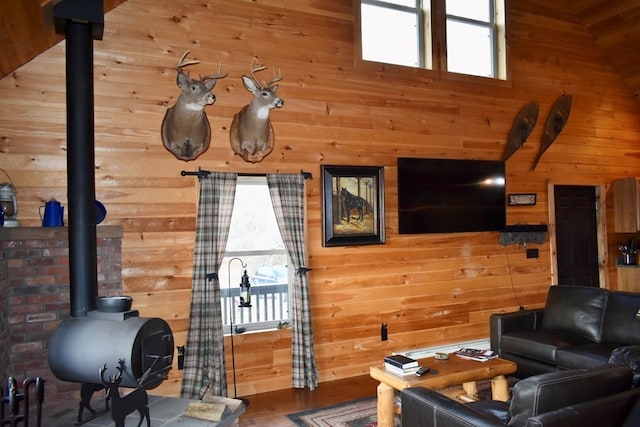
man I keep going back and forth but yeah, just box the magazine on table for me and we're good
[454,348,498,362]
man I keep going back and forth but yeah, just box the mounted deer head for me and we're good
[161,50,228,161]
[229,60,284,163]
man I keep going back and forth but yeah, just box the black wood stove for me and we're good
[46,1,174,425]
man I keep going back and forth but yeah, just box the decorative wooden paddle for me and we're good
[531,94,572,171]
[502,101,540,162]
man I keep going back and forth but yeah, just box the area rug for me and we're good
[286,378,515,427]
[286,396,381,427]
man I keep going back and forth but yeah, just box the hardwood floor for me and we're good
[238,374,379,426]
[39,374,379,426]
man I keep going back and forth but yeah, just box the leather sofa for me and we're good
[490,285,640,380]
[401,364,640,427]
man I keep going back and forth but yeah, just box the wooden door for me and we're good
[553,185,599,287]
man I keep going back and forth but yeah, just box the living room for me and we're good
[1,0,640,424]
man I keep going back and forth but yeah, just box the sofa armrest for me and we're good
[401,387,504,427]
[490,309,544,355]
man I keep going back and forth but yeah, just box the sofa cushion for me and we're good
[501,330,592,364]
[507,365,632,427]
[601,291,640,345]
[622,396,640,427]
[540,285,607,343]
[527,388,640,427]
[555,343,617,369]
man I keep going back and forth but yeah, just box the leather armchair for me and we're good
[401,365,639,427]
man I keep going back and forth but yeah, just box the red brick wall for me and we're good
[0,226,122,409]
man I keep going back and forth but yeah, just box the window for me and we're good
[359,0,506,79]
[220,176,290,333]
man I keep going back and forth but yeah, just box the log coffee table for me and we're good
[369,354,517,427]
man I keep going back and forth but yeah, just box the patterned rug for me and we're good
[286,396,381,427]
[286,378,514,427]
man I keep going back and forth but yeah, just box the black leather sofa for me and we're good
[490,285,640,380]
[401,364,640,427]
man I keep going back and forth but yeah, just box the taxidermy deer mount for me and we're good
[229,60,284,163]
[161,51,228,161]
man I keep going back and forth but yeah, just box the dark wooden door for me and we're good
[554,185,599,286]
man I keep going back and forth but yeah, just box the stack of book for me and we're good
[384,354,419,375]
[454,348,498,362]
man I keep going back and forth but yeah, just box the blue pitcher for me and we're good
[40,198,64,227]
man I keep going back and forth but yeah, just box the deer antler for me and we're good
[202,61,228,81]
[100,364,109,385]
[266,68,284,88]
[114,359,126,382]
[249,59,269,89]
[176,50,200,70]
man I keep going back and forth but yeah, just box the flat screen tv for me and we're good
[397,157,506,234]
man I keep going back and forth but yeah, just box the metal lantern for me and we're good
[0,181,19,227]
[239,269,252,308]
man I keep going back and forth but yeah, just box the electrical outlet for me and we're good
[526,248,539,258]
[381,323,388,341]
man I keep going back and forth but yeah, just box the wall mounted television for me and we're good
[397,157,506,234]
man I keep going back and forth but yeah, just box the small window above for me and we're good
[359,0,506,80]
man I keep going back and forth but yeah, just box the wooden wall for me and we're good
[1,0,640,397]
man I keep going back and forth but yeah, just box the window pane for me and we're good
[222,177,289,331]
[221,253,289,328]
[361,4,420,67]
[446,20,493,77]
[446,0,490,22]
[226,177,284,252]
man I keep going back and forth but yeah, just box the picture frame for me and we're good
[321,165,385,247]
[508,193,537,206]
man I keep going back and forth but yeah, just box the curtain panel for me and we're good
[180,172,237,399]
[267,174,319,390]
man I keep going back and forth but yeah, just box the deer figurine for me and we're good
[100,360,150,427]
[229,60,284,163]
[161,50,228,161]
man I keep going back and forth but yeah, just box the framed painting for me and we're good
[321,165,385,247]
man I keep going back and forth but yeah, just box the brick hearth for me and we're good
[0,226,123,411]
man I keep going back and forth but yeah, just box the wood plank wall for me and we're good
[1,0,640,397]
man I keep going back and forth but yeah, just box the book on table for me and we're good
[454,348,498,362]
[384,354,418,369]
[384,363,420,376]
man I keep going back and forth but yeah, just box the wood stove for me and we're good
[46,2,174,423]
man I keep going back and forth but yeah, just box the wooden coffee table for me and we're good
[369,355,517,427]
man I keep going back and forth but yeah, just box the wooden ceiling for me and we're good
[1,0,640,100]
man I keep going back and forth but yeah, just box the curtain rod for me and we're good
[180,168,312,180]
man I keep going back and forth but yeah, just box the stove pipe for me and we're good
[54,0,104,317]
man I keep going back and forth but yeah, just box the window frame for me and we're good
[445,0,499,78]
[220,176,292,335]
[360,0,427,68]
[355,0,509,83]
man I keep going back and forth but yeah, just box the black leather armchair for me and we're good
[401,365,640,427]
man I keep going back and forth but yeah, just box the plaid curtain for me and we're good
[267,174,318,390]
[181,172,237,399]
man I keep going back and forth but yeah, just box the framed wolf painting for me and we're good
[321,165,385,247]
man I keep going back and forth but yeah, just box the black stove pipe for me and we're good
[65,21,97,317]
[54,0,104,317]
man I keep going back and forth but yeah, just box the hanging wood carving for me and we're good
[229,60,284,163]
[161,51,228,162]
[531,94,572,171]
[502,101,540,162]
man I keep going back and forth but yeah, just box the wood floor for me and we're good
[238,374,380,426]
